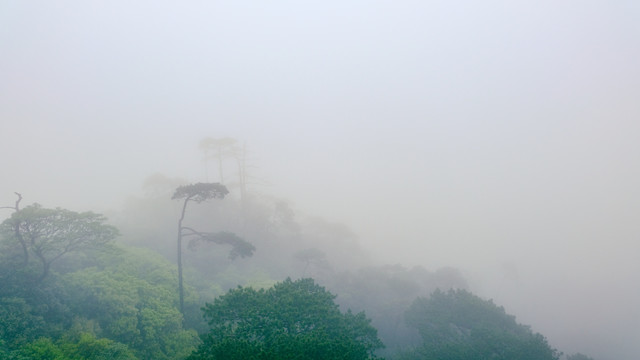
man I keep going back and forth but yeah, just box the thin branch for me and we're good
[1,192,22,210]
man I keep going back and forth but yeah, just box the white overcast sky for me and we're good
[2,1,640,358]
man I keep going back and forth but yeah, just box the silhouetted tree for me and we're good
[172,183,254,315]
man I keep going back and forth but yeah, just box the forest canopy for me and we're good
[0,189,595,360]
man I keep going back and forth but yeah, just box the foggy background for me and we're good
[1,1,639,359]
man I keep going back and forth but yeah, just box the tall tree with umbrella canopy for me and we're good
[172,183,254,315]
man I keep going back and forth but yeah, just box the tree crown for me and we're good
[191,278,384,360]
[171,183,229,203]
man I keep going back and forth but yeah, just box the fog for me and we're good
[2,1,639,359]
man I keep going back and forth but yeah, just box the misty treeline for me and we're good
[0,139,595,360]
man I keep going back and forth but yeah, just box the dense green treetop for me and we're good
[189,278,384,360]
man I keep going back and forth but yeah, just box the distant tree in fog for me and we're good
[294,247,329,277]
[198,137,238,184]
[402,289,561,360]
[199,137,254,209]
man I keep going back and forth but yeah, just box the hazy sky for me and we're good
[2,1,640,359]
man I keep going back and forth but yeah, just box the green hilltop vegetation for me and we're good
[0,174,594,359]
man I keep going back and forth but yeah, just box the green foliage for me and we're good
[0,244,198,359]
[0,297,46,347]
[61,247,200,359]
[8,333,138,360]
[0,192,578,360]
[189,278,384,360]
[11,337,65,360]
[402,289,561,360]
[58,332,138,360]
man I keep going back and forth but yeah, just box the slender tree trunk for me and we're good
[235,143,248,235]
[33,249,50,283]
[16,225,28,265]
[12,193,28,265]
[217,147,224,184]
[177,197,191,316]
[203,149,210,182]
[38,262,50,283]
[237,143,247,208]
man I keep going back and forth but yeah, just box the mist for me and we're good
[2,1,639,359]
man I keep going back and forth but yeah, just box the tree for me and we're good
[326,265,468,357]
[172,183,254,315]
[199,137,253,210]
[188,278,384,360]
[293,248,329,277]
[0,204,119,283]
[0,193,26,265]
[402,289,561,360]
[198,137,238,184]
